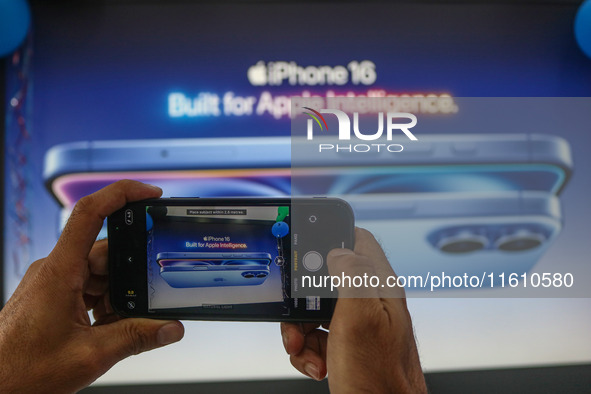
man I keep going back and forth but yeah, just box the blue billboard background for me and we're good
[3,1,591,384]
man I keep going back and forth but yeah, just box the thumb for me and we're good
[94,318,184,366]
[327,248,380,299]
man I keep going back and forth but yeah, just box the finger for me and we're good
[84,293,118,325]
[50,180,162,267]
[326,252,404,333]
[280,322,321,355]
[84,294,101,311]
[326,248,380,298]
[288,329,328,381]
[330,228,405,299]
[88,239,109,276]
[84,274,108,297]
[354,228,407,299]
[280,322,302,354]
[353,227,396,276]
[92,292,116,324]
[84,240,109,296]
[94,318,184,368]
[93,311,121,326]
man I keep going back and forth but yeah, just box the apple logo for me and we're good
[247,61,267,86]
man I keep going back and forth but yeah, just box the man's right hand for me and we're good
[281,228,427,393]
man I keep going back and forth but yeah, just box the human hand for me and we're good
[280,228,427,393]
[0,180,185,393]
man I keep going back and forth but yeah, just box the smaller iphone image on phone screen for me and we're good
[146,204,291,317]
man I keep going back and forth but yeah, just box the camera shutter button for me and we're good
[303,251,323,272]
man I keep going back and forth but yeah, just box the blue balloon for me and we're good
[146,212,154,232]
[272,222,289,238]
[575,0,591,59]
[0,0,31,57]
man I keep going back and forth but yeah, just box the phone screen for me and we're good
[146,204,292,316]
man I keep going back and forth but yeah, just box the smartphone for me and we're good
[44,134,572,208]
[107,197,355,321]
[156,252,273,288]
[43,134,571,244]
